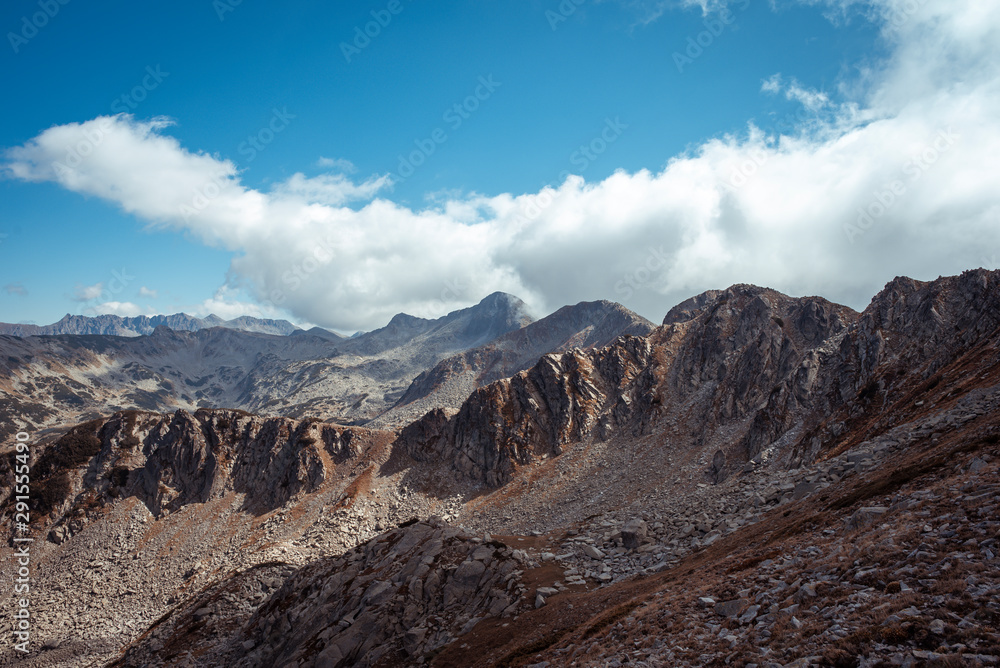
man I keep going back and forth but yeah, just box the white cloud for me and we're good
[785,82,830,111]
[602,0,738,25]
[761,74,783,94]
[192,285,290,321]
[73,282,105,302]
[89,301,148,317]
[5,0,1000,330]
[271,172,392,207]
[3,283,28,296]
[762,73,831,111]
[316,156,357,172]
[138,286,158,299]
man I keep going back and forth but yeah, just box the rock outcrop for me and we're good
[401,334,658,485]
[112,519,526,667]
[398,284,855,486]
[16,409,368,533]
[397,270,1000,488]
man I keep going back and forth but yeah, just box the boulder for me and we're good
[714,598,751,619]
[621,519,648,549]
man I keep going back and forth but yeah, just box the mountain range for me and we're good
[2,271,1000,667]
[0,313,306,338]
[0,293,652,443]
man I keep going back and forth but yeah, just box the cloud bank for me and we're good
[5,0,1000,330]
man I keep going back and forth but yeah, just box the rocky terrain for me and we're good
[111,518,528,667]
[1,270,999,667]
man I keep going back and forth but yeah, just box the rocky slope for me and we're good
[0,408,425,668]
[398,283,857,487]
[399,271,1000,494]
[434,395,1000,667]
[110,518,528,667]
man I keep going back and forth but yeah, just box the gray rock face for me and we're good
[336,291,533,359]
[399,335,657,486]
[398,283,853,486]
[113,520,526,667]
[398,270,1000,488]
[35,408,365,523]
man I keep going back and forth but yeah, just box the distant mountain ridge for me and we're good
[0,313,305,337]
[372,299,655,427]
[0,292,543,435]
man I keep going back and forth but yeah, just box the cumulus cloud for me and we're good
[4,0,1000,330]
[138,286,158,298]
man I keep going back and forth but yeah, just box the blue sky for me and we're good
[1,0,998,332]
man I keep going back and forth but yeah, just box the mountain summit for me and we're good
[337,292,533,358]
